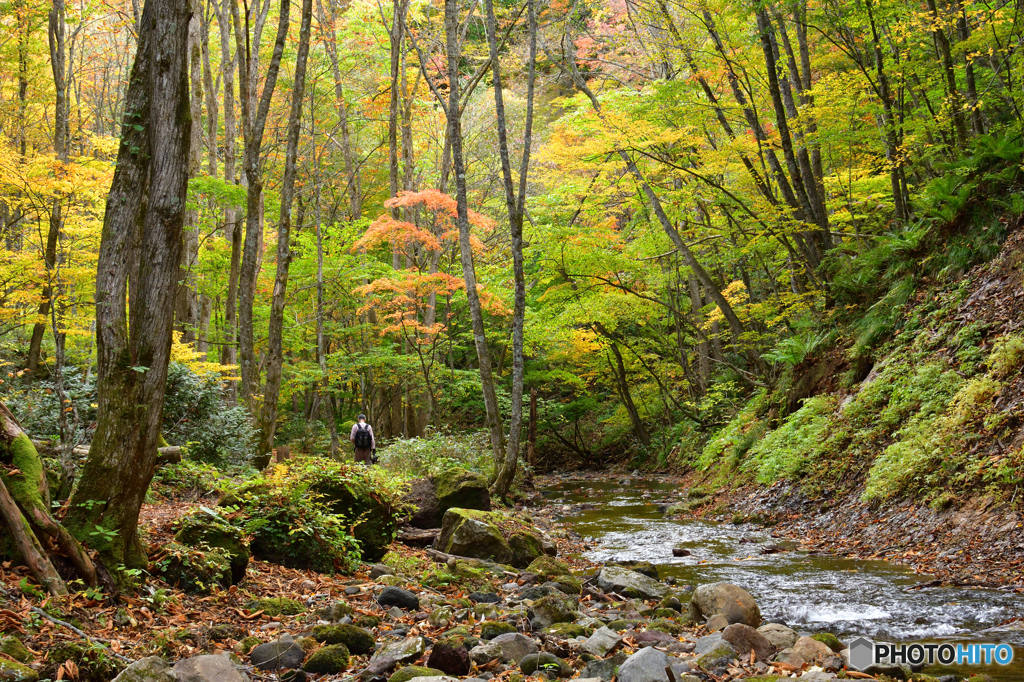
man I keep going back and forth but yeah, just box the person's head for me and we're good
[357,413,366,423]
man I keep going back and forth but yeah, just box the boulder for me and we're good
[111,658,176,682]
[437,509,512,565]
[0,638,31,664]
[173,655,250,682]
[370,638,427,671]
[791,636,834,665]
[597,566,667,600]
[508,530,544,568]
[528,594,576,630]
[433,468,491,516]
[756,623,798,650]
[720,623,774,662]
[303,644,350,675]
[480,621,516,640]
[543,622,587,638]
[404,478,442,529]
[687,582,759,627]
[0,658,38,682]
[174,510,250,584]
[309,473,397,562]
[378,586,420,611]
[617,647,688,682]
[426,640,471,676]
[250,638,307,671]
[488,633,539,664]
[525,556,579,594]
[156,542,233,594]
[608,561,659,580]
[580,653,628,681]
[469,591,500,603]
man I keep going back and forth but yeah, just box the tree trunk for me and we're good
[925,0,968,146]
[176,0,204,343]
[444,0,505,473]
[64,0,192,572]
[486,0,536,500]
[258,0,314,461]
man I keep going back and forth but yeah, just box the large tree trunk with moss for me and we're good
[63,0,192,572]
[1,402,99,593]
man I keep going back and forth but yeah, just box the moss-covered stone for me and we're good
[303,643,350,674]
[237,636,262,655]
[0,657,37,682]
[312,624,375,654]
[45,642,124,682]
[153,541,232,594]
[657,596,684,611]
[810,632,844,652]
[0,637,32,664]
[174,511,250,584]
[480,621,517,639]
[508,531,544,568]
[604,619,641,632]
[542,622,588,638]
[252,597,305,616]
[433,468,490,514]
[388,666,448,682]
[526,555,572,578]
[310,473,397,563]
[438,509,513,565]
[297,637,319,652]
[648,618,683,635]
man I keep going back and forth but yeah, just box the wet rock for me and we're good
[720,623,774,662]
[617,647,689,682]
[671,548,690,557]
[792,636,834,665]
[303,644,350,675]
[250,637,307,671]
[111,657,176,682]
[528,594,576,629]
[426,640,471,676]
[597,566,667,600]
[693,642,737,670]
[581,627,622,656]
[757,623,798,650]
[378,586,420,611]
[687,582,759,627]
[174,655,250,682]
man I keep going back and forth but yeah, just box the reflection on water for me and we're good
[544,478,1024,681]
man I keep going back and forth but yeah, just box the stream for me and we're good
[542,477,1024,681]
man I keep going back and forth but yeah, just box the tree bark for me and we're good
[258,0,314,461]
[176,0,204,343]
[64,0,192,571]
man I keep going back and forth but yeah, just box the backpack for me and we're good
[354,423,372,449]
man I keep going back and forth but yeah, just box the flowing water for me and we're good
[543,477,1024,681]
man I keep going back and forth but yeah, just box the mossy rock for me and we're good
[207,624,242,641]
[45,642,124,682]
[526,556,572,578]
[174,511,250,584]
[648,618,683,635]
[508,530,544,569]
[309,472,397,563]
[252,597,305,616]
[642,608,679,619]
[810,632,844,652]
[237,636,262,655]
[605,619,642,632]
[303,643,350,674]
[389,666,448,682]
[480,621,517,640]
[312,624,375,654]
[154,541,233,594]
[658,596,685,611]
[354,614,382,629]
[0,658,37,682]
[297,637,320,652]
[438,509,513,565]
[542,622,588,638]
[432,468,490,515]
[0,637,32,664]
[444,626,471,638]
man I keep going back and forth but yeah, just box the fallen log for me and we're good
[397,527,439,547]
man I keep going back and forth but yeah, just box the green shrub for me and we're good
[745,395,837,483]
[377,429,493,478]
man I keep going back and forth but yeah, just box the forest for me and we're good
[0,0,1023,676]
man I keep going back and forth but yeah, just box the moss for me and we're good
[543,622,588,638]
[508,531,543,568]
[388,666,448,682]
[311,624,375,654]
[354,614,382,629]
[0,657,37,682]
[237,636,261,654]
[648,618,683,635]
[604,619,641,632]
[480,621,517,639]
[2,435,47,516]
[174,512,250,584]
[432,468,490,513]
[0,637,32,663]
[303,643,350,674]
[252,597,305,616]
[45,642,124,682]
[309,474,397,563]
[297,637,319,652]
[154,542,232,594]
[810,632,844,652]
[526,555,572,578]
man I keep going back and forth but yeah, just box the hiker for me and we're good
[350,414,376,464]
